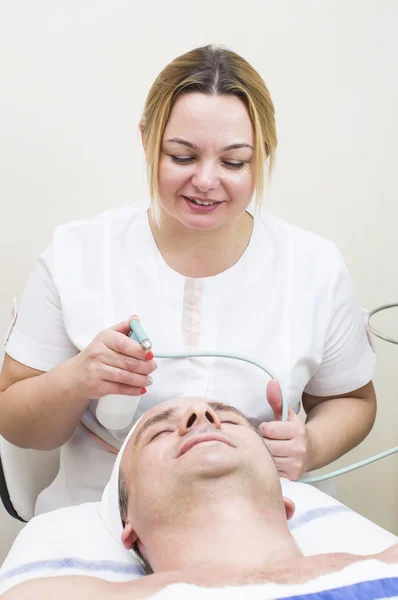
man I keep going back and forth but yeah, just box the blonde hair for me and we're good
[141,45,277,224]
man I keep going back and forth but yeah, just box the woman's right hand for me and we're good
[66,316,156,401]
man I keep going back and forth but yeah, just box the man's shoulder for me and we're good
[377,543,398,563]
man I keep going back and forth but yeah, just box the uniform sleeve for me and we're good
[304,244,376,397]
[4,237,79,372]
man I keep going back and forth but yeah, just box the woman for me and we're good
[0,45,376,513]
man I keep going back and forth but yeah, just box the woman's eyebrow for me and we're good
[222,143,254,151]
[165,138,198,150]
[164,138,254,152]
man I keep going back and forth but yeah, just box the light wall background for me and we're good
[1,0,397,564]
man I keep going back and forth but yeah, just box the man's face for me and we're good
[120,397,281,535]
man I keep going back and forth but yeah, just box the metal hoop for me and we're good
[368,303,398,345]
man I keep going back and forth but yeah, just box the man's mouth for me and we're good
[177,434,235,458]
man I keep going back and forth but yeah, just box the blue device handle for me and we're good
[128,319,152,350]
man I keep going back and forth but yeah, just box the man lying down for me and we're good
[5,397,398,599]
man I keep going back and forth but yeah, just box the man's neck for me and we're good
[148,208,253,278]
[142,496,302,573]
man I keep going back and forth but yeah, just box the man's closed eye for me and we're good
[150,429,174,441]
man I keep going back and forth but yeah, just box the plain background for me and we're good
[1,0,397,564]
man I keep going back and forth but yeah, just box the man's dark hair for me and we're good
[118,472,153,575]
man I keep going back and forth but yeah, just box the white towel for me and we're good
[148,560,398,599]
[100,415,143,542]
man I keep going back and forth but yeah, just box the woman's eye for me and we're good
[150,429,173,441]
[222,161,245,170]
[170,156,245,169]
[171,156,195,165]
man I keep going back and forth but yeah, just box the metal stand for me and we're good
[368,303,398,345]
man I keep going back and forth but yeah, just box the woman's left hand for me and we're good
[258,380,312,481]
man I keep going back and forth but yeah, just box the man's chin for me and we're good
[181,447,239,479]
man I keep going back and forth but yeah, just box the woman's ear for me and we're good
[283,496,296,521]
[140,120,147,152]
[121,521,139,550]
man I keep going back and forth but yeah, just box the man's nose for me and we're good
[179,401,221,436]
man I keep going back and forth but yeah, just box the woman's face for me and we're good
[156,92,255,231]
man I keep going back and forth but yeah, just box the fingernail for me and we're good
[147,376,153,386]
[141,387,147,395]
[145,351,154,361]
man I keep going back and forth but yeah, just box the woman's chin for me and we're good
[178,201,228,230]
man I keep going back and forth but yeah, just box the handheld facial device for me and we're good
[128,319,152,353]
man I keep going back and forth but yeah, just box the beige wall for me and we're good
[1,0,397,563]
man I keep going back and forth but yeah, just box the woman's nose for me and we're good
[179,401,221,436]
[191,162,218,193]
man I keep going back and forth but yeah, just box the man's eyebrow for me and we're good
[133,408,177,445]
[208,401,264,439]
[207,401,249,422]
[164,138,254,152]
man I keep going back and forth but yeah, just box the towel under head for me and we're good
[100,416,144,543]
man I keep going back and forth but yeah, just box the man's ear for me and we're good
[121,521,139,550]
[283,496,295,520]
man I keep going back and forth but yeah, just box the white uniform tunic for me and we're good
[4,203,375,512]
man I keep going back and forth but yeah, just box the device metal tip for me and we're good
[141,339,152,351]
